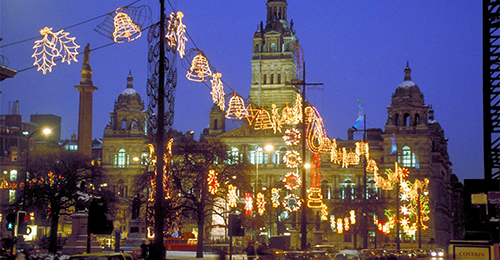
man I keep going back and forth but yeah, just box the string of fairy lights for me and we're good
[2,1,431,238]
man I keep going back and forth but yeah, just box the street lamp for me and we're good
[255,144,274,240]
[23,128,51,209]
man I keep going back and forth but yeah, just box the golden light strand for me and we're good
[210,72,225,111]
[227,184,238,208]
[32,27,80,74]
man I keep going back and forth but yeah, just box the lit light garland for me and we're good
[174,11,187,58]
[227,184,238,208]
[210,72,225,111]
[271,104,283,134]
[344,217,350,231]
[283,128,301,146]
[283,150,301,168]
[337,218,343,234]
[257,192,266,215]
[305,105,328,153]
[207,169,219,195]
[307,188,323,209]
[271,188,280,208]
[330,215,336,230]
[283,172,301,190]
[226,91,248,120]
[244,193,253,215]
[253,107,274,130]
[321,204,328,221]
[32,27,80,74]
[113,8,141,43]
[283,194,302,212]
[186,51,212,82]
[350,210,356,225]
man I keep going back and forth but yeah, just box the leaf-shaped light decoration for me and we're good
[166,12,179,48]
[113,7,141,43]
[175,11,187,58]
[32,27,80,74]
[210,72,225,111]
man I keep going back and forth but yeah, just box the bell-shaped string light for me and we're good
[32,27,80,74]
[210,72,225,111]
[186,50,212,82]
[113,7,142,43]
[226,91,249,120]
[253,106,273,130]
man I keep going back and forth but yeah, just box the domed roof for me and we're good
[114,71,144,111]
[391,62,424,106]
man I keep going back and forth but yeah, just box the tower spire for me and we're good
[404,61,412,81]
[127,70,133,88]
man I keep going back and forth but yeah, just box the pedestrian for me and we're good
[245,242,256,260]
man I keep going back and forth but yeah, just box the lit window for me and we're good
[9,190,16,203]
[10,170,17,181]
[399,146,418,168]
[114,149,129,168]
[339,178,356,200]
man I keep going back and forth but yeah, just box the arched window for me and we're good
[414,113,420,126]
[271,43,276,52]
[263,74,267,84]
[214,119,218,130]
[114,148,129,168]
[399,146,418,168]
[395,114,400,126]
[255,44,259,53]
[339,177,356,200]
[122,120,127,130]
[321,180,333,200]
[131,120,137,129]
[270,74,274,84]
[117,179,127,197]
[404,113,410,126]
[278,74,281,84]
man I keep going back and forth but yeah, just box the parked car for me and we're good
[13,242,48,256]
[69,252,133,260]
[430,248,445,258]
[333,250,366,260]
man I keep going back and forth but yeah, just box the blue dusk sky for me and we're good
[0,1,482,181]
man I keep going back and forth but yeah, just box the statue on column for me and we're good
[83,43,90,66]
[132,194,141,219]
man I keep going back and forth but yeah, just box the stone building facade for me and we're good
[101,71,149,237]
[210,0,456,250]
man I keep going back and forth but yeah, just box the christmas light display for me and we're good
[226,91,249,120]
[271,188,280,208]
[253,107,274,130]
[321,204,328,221]
[283,128,301,146]
[32,27,80,74]
[174,11,187,58]
[292,42,304,79]
[306,105,328,153]
[0,180,17,190]
[391,132,397,154]
[244,193,253,215]
[344,217,350,231]
[227,184,238,208]
[113,7,141,43]
[271,104,283,134]
[283,194,302,212]
[207,169,219,195]
[186,51,212,82]
[283,150,301,168]
[337,218,343,234]
[349,210,356,225]
[283,172,301,190]
[307,187,323,208]
[307,153,324,208]
[210,72,225,111]
[257,192,266,215]
[330,215,336,230]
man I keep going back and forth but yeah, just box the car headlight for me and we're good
[431,252,437,256]
[438,252,444,257]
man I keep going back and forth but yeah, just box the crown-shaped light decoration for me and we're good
[113,7,141,43]
[227,184,238,208]
[32,27,80,74]
[186,51,212,82]
[226,91,249,120]
[210,72,225,111]
[271,188,280,208]
[283,194,302,212]
[257,192,266,215]
[283,172,301,190]
[253,107,273,130]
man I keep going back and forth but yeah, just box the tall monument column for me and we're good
[75,43,97,157]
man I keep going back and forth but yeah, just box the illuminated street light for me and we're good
[24,127,52,209]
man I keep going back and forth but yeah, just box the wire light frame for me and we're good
[113,7,142,43]
[95,5,151,42]
[226,91,249,120]
[186,51,212,82]
[32,27,80,74]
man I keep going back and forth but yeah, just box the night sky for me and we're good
[0,1,482,181]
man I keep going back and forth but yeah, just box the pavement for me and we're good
[164,251,247,260]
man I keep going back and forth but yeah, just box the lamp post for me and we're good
[23,127,51,209]
[255,144,273,240]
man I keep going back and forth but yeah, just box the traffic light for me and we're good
[5,213,16,231]
[88,197,113,235]
[17,211,29,235]
[229,214,244,237]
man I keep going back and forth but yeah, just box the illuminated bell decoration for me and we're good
[283,194,302,212]
[253,107,273,130]
[227,184,238,208]
[283,150,301,168]
[244,193,253,215]
[283,172,301,190]
[210,72,225,111]
[113,8,141,43]
[257,192,266,215]
[226,91,249,120]
[186,52,212,82]
[32,27,80,74]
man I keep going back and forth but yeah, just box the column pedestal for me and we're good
[62,212,101,255]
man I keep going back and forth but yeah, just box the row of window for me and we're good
[113,149,148,168]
